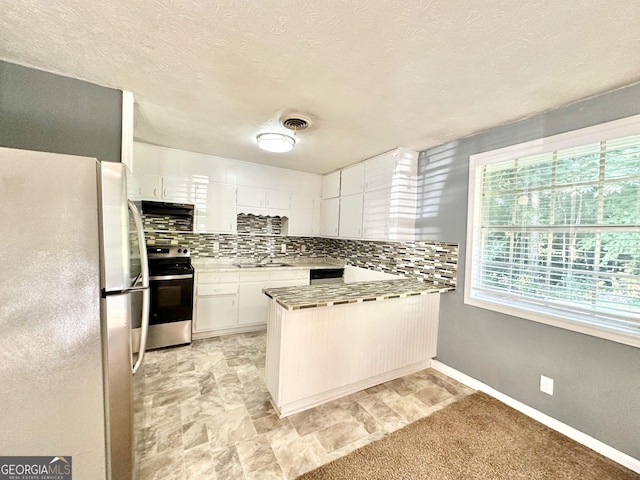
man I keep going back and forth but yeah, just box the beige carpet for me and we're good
[298,392,639,480]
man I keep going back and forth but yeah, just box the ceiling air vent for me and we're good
[281,114,311,131]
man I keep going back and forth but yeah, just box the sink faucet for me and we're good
[257,254,270,264]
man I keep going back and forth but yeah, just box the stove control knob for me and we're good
[178,248,182,253]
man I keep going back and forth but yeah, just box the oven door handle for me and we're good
[149,274,194,281]
[129,200,150,375]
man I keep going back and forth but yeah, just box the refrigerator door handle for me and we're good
[129,200,150,375]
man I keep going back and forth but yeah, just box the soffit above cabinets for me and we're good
[2,0,640,174]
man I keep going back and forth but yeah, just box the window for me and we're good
[465,115,640,347]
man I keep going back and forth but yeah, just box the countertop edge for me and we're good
[263,280,454,311]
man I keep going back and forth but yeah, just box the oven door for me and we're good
[149,274,194,324]
[132,273,193,351]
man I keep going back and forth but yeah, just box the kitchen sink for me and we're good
[234,263,293,268]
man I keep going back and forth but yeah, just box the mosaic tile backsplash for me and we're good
[145,215,458,288]
[143,213,192,232]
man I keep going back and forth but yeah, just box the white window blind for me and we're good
[465,115,640,347]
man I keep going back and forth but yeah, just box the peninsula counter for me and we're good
[263,280,452,417]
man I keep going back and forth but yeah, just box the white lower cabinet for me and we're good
[268,270,309,289]
[194,268,309,338]
[193,272,240,338]
[194,283,238,330]
[238,272,271,326]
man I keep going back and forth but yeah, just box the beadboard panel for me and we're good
[266,293,440,416]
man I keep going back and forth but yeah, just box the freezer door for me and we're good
[100,161,132,292]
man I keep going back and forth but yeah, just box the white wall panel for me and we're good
[266,293,440,416]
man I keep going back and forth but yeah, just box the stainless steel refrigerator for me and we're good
[0,147,150,480]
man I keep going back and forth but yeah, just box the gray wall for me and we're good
[0,61,122,161]
[417,83,640,459]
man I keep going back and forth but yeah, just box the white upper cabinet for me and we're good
[132,172,162,200]
[340,163,365,196]
[194,183,237,233]
[162,175,195,203]
[131,142,321,231]
[361,148,418,241]
[265,189,291,210]
[320,197,340,237]
[339,194,363,239]
[237,185,265,208]
[132,173,196,203]
[364,152,397,192]
[237,185,291,216]
[363,148,417,192]
[362,189,391,240]
[321,171,341,199]
[287,193,320,236]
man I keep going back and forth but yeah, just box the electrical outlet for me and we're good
[213,241,220,252]
[540,375,554,396]
[301,244,306,252]
[281,244,286,253]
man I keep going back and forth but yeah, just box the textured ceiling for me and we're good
[2,1,640,174]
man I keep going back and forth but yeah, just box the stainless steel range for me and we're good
[132,245,194,350]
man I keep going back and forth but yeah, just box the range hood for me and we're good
[141,201,194,218]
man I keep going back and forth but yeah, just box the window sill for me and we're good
[464,293,640,349]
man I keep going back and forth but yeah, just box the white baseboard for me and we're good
[192,324,266,340]
[275,360,431,417]
[431,360,640,475]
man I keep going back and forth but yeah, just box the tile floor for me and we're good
[133,331,474,480]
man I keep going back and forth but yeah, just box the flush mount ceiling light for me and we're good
[256,133,295,153]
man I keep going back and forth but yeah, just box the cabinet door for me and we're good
[288,193,316,236]
[265,189,291,210]
[340,163,365,196]
[321,171,341,199]
[135,173,162,200]
[364,151,397,192]
[339,193,363,239]
[161,175,194,203]
[194,287,238,331]
[270,270,309,287]
[194,183,237,233]
[320,197,340,237]
[237,185,265,207]
[238,282,270,325]
[126,169,141,201]
[362,189,391,240]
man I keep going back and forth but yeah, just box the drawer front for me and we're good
[197,283,238,296]
[269,269,309,282]
[239,271,271,283]
[198,272,240,284]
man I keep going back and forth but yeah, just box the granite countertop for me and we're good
[191,258,344,273]
[263,279,454,311]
